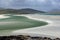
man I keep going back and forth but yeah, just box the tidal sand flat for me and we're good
[12,14,60,38]
[0,14,48,36]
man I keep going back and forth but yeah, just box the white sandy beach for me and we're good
[11,14,60,38]
[0,15,10,19]
[0,14,60,38]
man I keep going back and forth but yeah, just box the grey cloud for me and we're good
[0,0,60,11]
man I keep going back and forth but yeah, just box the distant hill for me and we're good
[19,8,46,13]
[0,8,46,14]
[46,9,60,15]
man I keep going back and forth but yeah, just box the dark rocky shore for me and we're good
[0,35,60,40]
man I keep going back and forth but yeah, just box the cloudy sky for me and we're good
[0,0,60,11]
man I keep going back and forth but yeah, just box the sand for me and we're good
[0,14,47,36]
[0,15,10,19]
[11,14,60,38]
[0,14,60,38]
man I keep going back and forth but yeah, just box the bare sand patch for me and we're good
[0,15,10,19]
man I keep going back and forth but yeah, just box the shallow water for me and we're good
[0,14,60,38]
[0,14,47,36]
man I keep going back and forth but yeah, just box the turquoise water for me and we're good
[0,14,48,35]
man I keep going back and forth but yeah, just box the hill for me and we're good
[0,8,46,14]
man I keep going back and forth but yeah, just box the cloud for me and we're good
[0,0,13,7]
[50,0,60,8]
[0,0,60,11]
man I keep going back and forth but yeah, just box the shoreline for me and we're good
[11,15,54,38]
[0,15,10,19]
[0,14,49,36]
[13,15,53,28]
[0,14,59,38]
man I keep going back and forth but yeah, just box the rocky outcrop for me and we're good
[0,35,60,40]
